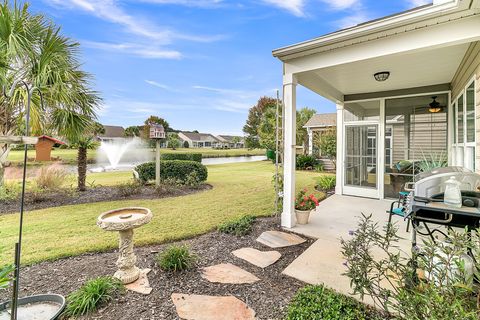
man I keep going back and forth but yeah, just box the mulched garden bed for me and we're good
[0,217,313,319]
[0,183,212,215]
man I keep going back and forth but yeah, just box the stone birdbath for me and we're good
[97,207,152,284]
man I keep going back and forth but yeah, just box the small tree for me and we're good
[71,136,97,191]
[316,129,337,168]
[342,214,480,320]
[167,133,181,150]
[124,126,140,137]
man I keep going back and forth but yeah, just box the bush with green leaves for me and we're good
[135,160,208,185]
[316,175,336,191]
[287,285,384,320]
[218,215,256,236]
[0,181,20,201]
[341,214,480,320]
[117,180,143,197]
[0,265,14,290]
[156,245,197,272]
[161,153,202,163]
[63,276,124,317]
[296,155,318,170]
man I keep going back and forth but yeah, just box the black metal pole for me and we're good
[9,83,33,320]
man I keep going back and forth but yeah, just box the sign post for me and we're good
[149,124,166,187]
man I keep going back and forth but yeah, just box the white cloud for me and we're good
[145,80,175,91]
[335,11,369,29]
[320,0,360,10]
[137,0,224,7]
[407,0,431,7]
[44,0,225,59]
[261,0,305,17]
[82,41,182,59]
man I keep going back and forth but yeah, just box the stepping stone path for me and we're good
[171,293,256,320]
[256,230,306,248]
[232,247,281,268]
[171,230,305,319]
[125,268,152,295]
[201,263,260,284]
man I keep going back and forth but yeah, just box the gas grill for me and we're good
[405,167,480,246]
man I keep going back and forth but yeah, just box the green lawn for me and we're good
[6,148,266,165]
[0,161,328,266]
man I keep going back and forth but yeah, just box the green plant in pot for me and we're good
[294,189,319,225]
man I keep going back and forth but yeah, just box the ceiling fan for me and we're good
[428,96,443,113]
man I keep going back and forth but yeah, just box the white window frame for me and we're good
[452,77,476,171]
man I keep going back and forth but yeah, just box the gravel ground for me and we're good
[1,217,313,319]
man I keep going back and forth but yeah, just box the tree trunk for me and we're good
[0,143,11,188]
[77,147,87,191]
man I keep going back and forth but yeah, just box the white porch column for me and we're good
[308,129,313,155]
[282,73,297,228]
[335,103,344,195]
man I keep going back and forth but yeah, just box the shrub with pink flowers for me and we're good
[294,189,319,211]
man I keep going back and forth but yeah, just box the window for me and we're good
[453,80,476,171]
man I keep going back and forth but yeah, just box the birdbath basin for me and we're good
[97,207,152,284]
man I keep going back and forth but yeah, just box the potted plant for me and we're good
[295,189,319,224]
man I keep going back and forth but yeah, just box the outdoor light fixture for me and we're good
[428,96,443,113]
[374,71,390,82]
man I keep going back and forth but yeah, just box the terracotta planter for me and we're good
[295,209,312,225]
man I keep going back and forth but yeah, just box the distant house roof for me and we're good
[180,132,220,142]
[99,125,125,138]
[304,113,337,128]
[217,135,244,143]
[37,135,65,145]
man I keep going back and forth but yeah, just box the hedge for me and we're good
[287,285,385,320]
[161,153,202,162]
[135,160,208,184]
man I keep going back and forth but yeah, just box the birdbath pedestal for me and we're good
[97,207,152,284]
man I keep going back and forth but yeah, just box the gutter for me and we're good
[273,0,471,60]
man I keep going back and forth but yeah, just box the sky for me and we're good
[33,0,431,135]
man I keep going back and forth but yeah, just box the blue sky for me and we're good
[34,0,430,135]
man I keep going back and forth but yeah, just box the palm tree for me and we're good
[71,135,96,191]
[0,1,100,185]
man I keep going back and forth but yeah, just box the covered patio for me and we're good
[282,194,411,301]
[274,0,480,229]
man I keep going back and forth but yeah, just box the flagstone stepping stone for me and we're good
[256,230,306,248]
[171,293,256,320]
[125,268,153,295]
[232,247,281,268]
[201,263,260,284]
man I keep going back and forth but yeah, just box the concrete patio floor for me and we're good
[282,194,413,302]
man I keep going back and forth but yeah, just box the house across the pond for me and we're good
[97,125,125,142]
[273,0,480,228]
[216,135,245,149]
[178,132,245,149]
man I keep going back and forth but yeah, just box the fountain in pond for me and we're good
[92,138,152,172]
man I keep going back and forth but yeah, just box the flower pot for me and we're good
[295,209,312,225]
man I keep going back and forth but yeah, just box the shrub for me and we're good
[342,214,480,320]
[117,180,142,197]
[0,182,20,201]
[287,285,383,320]
[135,160,207,184]
[296,155,318,170]
[316,175,336,191]
[64,276,124,317]
[35,165,68,190]
[156,245,197,272]
[161,153,202,163]
[0,265,14,290]
[218,215,256,236]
